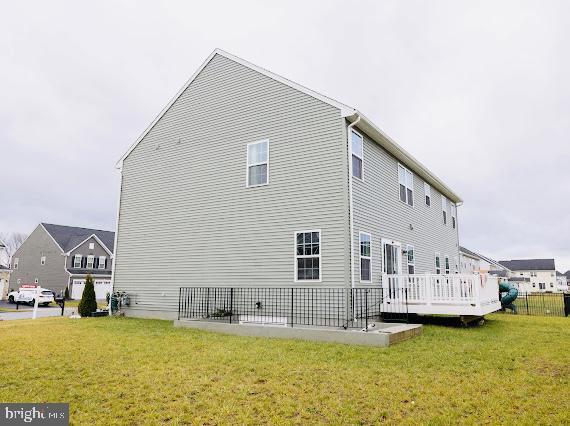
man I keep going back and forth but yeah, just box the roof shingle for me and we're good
[42,223,115,253]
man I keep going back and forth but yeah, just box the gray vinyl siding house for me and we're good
[113,49,462,319]
[9,223,114,298]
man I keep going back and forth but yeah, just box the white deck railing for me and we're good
[381,273,501,316]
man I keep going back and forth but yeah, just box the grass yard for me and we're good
[1,315,568,425]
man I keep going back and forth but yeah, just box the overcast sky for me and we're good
[2,1,569,271]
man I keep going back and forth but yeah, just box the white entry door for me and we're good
[382,238,402,275]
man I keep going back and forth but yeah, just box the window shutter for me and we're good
[82,256,86,269]
[95,257,99,269]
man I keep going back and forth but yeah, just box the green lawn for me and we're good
[0,315,568,425]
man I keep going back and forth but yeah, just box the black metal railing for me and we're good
[178,287,410,330]
[499,291,570,317]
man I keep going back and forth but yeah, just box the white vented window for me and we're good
[87,255,95,269]
[40,256,46,266]
[424,183,431,207]
[359,232,371,282]
[295,230,321,281]
[14,258,19,269]
[73,255,82,268]
[351,130,364,180]
[89,242,95,250]
[406,245,415,274]
[398,164,414,206]
[442,196,448,225]
[98,256,106,270]
[246,140,269,187]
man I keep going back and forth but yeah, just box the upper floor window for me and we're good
[98,256,106,270]
[445,256,450,274]
[406,245,415,274]
[246,140,269,187]
[424,183,431,206]
[351,131,363,179]
[87,255,95,269]
[531,271,537,277]
[451,204,457,229]
[73,255,82,268]
[89,242,95,250]
[359,232,371,282]
[435,253,441,274]
[295,231,321,281]
[40,256,46,266]
[13,258,19,269]
[398,164,413,206]
[442,196,448,225]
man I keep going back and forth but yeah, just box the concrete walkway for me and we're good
[0,307,77,321]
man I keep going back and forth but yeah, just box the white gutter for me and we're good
[347,113,361,290]
[109,168,123,316]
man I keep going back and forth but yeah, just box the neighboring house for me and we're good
[498,259,557,293]
[9,223,115,299]
[0,265,11,300]
[112,49,468,320]
[459,246,509,274]
[555,272,568,292]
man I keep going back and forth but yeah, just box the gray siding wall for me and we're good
[350,125,460,283]
[65,236,113,273]
[8,225,68,292]
[113,54,349,316]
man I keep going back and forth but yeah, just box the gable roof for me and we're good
[459,246,507,271]
[117,48,462,204]
[41,223,115,254]
[498,259,555,271]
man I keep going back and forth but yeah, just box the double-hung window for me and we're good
[87,255,95,269]
[351,130,363,179]
[73,255,82,268]
[359,233,371,282]
[295,231,321,281]
[451,204,456,229]
[445,256,450,274]
[398,164,414,206]
[442,196,448,225]
[407,245,415,274]
[424,183,431,206]
[98,256,106,270]
[435,253,441,274]
[246,140,269,187]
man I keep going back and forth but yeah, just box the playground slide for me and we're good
[499,281,518,312]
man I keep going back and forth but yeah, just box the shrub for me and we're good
[78,274,97,317]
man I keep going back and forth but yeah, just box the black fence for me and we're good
[500,292,570,317]
[178,287,409,330]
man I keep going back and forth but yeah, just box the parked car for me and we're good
[7,286,55,306]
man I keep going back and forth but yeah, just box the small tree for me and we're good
[64,286,70,300]
[78,274,97,317]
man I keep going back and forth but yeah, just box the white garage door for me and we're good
[71,279,112,300]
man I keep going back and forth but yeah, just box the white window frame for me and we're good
[89,242,95,250]
[34,278,39,284]
[382,238,402,275]
[351,130,364,180]
[445,255,450,274]
[454,256,459,274]
[246,139,269,188]
[13,258,19,269]
[294,230,322,283]
[359,232,372,282]
[73,255,82,268]
[86,255,95,269]
[40,256,46,266]
[442,195,448,225]
[424,182,431,207]
[398,164,414,207]
[406,244,415,274]
[451,203,457,229]
[98,256,106,270]
[435,253,441,274]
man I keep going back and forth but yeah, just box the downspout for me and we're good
[109,165,124,316]
[347,113,361,290]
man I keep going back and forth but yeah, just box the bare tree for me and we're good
[0,232,27,267]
